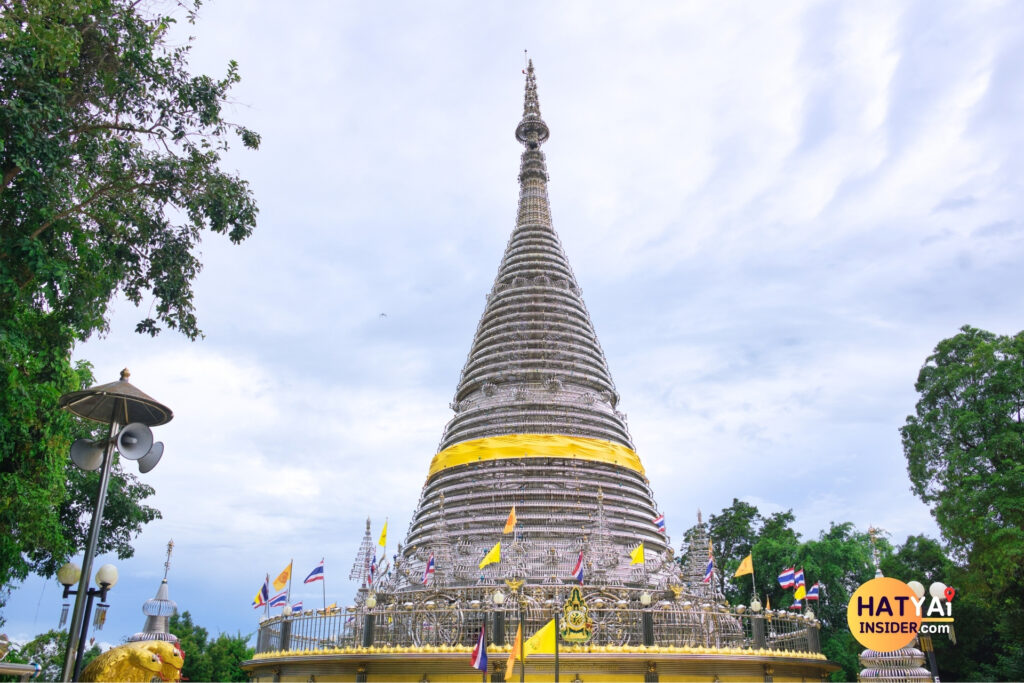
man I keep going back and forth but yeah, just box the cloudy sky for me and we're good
[6,0,1024,646]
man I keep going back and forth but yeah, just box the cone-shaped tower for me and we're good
[398,61,669,588]
[245,62,839,682]
[128,540,179,643]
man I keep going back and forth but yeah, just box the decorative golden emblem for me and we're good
[561,586,591,642]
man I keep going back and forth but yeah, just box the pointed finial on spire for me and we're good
[868,526,885,578]
[515,56,549,148]
[163,539,174,580]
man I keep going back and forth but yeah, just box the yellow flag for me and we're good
[630,542,645,565]
[503,506,517,534]
[479,541,501,569]
[273,561,292,591]
[378,520,388,547]
[766,596,771,610]
[325,602,337,612]
[794,584,807,600]
[734,554,753,577]
[505,623,522,679]
[524,619,556,656]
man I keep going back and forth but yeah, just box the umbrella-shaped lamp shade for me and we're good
[59,369,173,427]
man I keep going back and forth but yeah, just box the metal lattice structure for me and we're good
[679,510,722,602]
[348,519,376,588]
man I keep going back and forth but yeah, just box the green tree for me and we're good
[749,509,802,608]
[170,611,253,682]
[0,0,259,611]
[879,534,952,585]
[901,326,1024,680]
[795,523,880,681]
[901,326,1024,584]
[0,630,99,682]
[708,498,761,597]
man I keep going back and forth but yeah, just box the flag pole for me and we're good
[286,558,293,615]
[751,554,757,601]
[519,596,525,683]
[321,557,327,611]
[554,609,560,682]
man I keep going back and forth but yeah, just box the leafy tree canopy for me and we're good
[901,325,1024,680]
[0,0,259,615]
[901,325,1024,591]
[1,0,260,342]
[170,611,253,682]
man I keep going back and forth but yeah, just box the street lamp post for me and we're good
[640,591,654,646]
[749,597,766,650]
[57,369,172,682]
[491,589,506,682]
[58,563,118,680]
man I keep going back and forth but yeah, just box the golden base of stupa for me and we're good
[243,645,838,681]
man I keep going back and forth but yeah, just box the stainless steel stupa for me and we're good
[390,60,669,590]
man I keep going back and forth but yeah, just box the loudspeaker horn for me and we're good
[70,439,103,471]
[137,442,164,474]
[116,422,153,461]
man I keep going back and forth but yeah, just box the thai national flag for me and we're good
[789,600,803,610]
[470,624,488,672]
[423,554,435,585]
[794,568,805,588]
[304,560,324,584]
[252,577,269,609]
[268,591,288,608]
[806,582,820,601]
[571,551,584,584]
[777,567,795,588]
[702,556,714,584]
[653,514,666,534]
[291,601,303,613]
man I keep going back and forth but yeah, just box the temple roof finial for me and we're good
[516,57,549,147]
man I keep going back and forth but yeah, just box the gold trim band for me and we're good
[427,434,644,479]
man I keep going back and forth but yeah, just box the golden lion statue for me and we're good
[79,640,184,682]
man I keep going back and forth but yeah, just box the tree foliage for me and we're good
[901,325,1024,584]
[170,611,253,682]
[691,492,1024,681]
[1,0,260,341]
[0,0,259,614]
[707,498,760,596]
[0,630,99,682]
[901,325,1024,679]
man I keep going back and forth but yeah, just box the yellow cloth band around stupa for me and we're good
[427,434,644,479]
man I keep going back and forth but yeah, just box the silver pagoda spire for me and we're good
[398,61,671,588]
[128,540,179,643]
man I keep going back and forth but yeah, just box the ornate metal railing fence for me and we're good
[255,590,820,655]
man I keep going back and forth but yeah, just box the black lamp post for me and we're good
[57,369,172,682]
[57,562,118,680]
